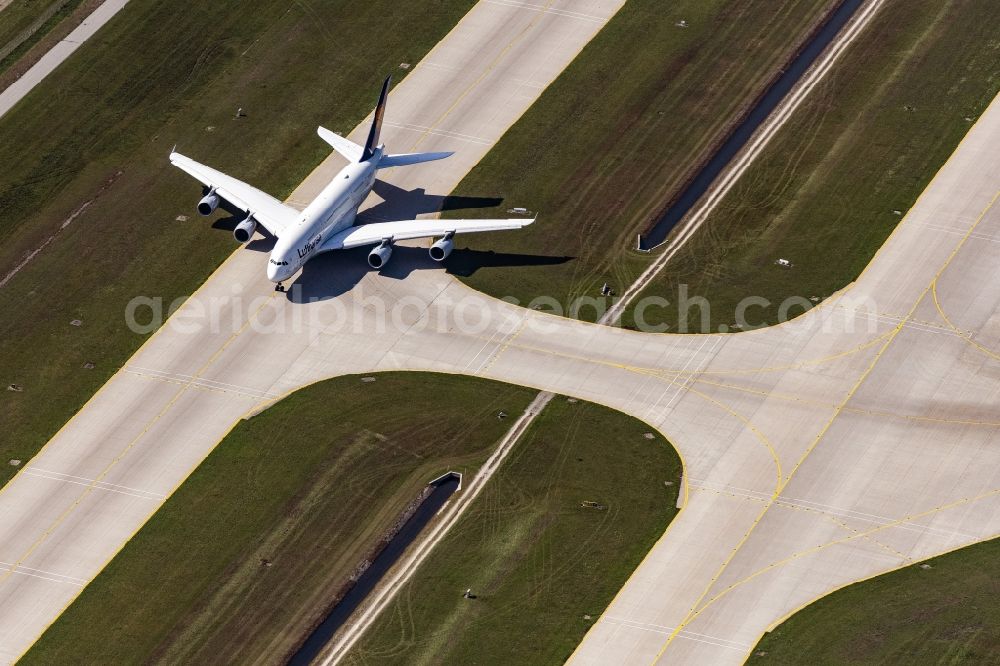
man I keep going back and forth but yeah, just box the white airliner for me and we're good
[170,76,533,288]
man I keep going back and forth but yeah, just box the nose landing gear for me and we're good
[275,282,285,293]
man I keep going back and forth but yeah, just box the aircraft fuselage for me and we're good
[266,148,381,283]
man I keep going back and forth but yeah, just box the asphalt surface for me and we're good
[2,0,999,664]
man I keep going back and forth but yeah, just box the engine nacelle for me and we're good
[233,214,257,243]
[428,233,454,262]
[368,239,393,269]
[198,190,220,216]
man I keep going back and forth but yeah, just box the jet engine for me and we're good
[198,190,220,216]
[233,214,257,243]
[428,233,455,262]
[368,239,393,269]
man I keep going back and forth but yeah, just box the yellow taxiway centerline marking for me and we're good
[650,190,1000,662]
[687,375,1000,427]
[665,486,1000,639]
[932,279,1000,363]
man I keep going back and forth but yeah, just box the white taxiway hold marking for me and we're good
[125,365,281,400]
[22,470,166,501]
[0,561,87,587]
[603,617,752,651]
[690,480,981,542]
[380,120,493,146]
[419,61,463,73]
[485,0,608,23]
[914,220,1000,244]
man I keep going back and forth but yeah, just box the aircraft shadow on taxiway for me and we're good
[211,201,277,254]
[286,245,572,303]
[281,181,572,302]
[364,179,503,221]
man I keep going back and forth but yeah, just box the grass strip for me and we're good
[751,537,1000,664]
[0,0,64,55]
[0,0,88,77]
[623,0,1000,331]
[441,0,839,316]
[346,394,681,665]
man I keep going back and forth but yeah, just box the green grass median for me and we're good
[442,0,839,315]
[0,0,88,77]
[345,393,681,664]
[624,0,1000,331]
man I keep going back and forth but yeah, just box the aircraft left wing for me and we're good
[170,152,299,237]
[320,217,534,251]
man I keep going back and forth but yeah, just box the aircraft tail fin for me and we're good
[317,126,364,163]
[362,75,391,161]
[377,151,454,169]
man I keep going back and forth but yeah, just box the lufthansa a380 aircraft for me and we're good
[170,76,533,289]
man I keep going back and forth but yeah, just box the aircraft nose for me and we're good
[266,261,279,282]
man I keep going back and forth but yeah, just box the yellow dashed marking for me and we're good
[651,191,1000,663]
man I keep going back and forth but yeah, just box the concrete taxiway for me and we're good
[1,0,999,665]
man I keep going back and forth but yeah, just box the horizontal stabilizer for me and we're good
[377,151,454,169]
[317,126,364,163]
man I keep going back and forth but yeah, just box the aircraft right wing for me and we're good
[170,152,300,238]
[320,217,534,251]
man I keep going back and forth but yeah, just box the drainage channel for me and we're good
[287,472,461,666]
[638,0,865,250]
